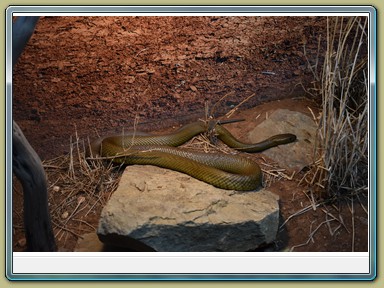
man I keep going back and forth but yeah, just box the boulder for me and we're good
[97,165,279,252]
[248,109,317,171]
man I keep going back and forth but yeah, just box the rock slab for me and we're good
[97,165,280,252]
[248,109,317,171]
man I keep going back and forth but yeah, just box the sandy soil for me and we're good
[12,16,367,252]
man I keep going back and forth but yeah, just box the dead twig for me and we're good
[279,202,323,229]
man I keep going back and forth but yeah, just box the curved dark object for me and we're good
[12,16,56,251]
[13,121,56,251]
[12,16,40,67]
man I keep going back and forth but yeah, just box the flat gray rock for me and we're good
[248,109,317,171]
[97,165,280,252]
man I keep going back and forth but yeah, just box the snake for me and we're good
[88,120,296,191]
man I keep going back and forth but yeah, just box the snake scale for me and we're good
[88,120,296,191]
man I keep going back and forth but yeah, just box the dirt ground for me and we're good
[12,16,368,252]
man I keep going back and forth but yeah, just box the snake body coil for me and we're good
[89,121,296,191]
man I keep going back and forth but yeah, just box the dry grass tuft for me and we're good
[281,17,369,251]
[42,134,122,249]
[308,16,369,199]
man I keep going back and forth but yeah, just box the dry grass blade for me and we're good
[279,202,322,229]
[225,93,256,118]
[347,197,356,252]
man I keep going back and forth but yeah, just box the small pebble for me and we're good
[61,211,69,219]
[53,186,60,192]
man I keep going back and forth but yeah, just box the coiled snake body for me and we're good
[88,120,296,191]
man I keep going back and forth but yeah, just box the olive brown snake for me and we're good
[88,120,296,191]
